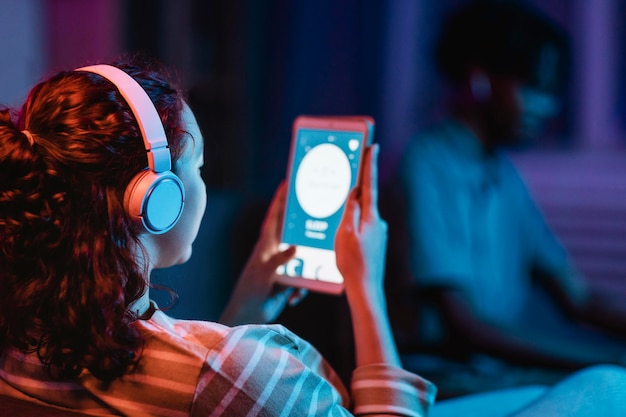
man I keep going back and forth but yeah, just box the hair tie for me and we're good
[21,130,35,146]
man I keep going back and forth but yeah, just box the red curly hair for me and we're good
[0,56,186,382]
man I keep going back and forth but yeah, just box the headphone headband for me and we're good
[74,64,185,234]
[75,64,171,173]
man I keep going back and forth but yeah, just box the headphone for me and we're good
[76,64,185,235]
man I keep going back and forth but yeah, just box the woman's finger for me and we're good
[360,144,380,219]
[267,245,296,274]
[258,181,287,243]
[340,188,360,235]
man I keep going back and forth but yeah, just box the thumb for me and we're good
[268,245,297,271]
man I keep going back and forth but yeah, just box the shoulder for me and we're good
[202,323,327,373]
[137,311,317,363]
[497,152,535,197]
[402,121,474,171]
[190,324,349,416]
[400,127,442,178]
[405,123,454,157]
[136,309,231,350]
[401,122,474,191]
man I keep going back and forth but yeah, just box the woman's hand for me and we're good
[335,144,388,306]
[219,182,307,326]
[335,144,400,367]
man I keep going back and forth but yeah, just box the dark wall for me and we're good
[126,0,389,320]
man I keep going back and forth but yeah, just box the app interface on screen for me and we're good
[280,127,364,282]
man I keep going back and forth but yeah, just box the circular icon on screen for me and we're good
[295,143,351,219]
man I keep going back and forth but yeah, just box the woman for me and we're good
[0,57,434,415]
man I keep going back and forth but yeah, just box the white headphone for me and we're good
[76,64,185,235]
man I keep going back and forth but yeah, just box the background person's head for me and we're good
[435,0,571,147]
[0,56,187,381]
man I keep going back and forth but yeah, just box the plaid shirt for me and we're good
[0,304,436,416]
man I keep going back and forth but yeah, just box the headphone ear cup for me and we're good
[124,169,185,234]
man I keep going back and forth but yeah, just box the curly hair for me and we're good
[0,56,186,382]
[435,0,571,91]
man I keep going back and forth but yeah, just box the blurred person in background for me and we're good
[387,0,626,398]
